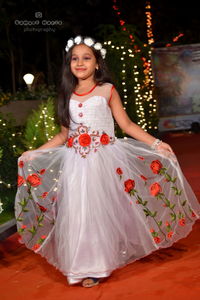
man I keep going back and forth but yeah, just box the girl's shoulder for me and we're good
[96,82,114,93]
[99,82,114,89]
[95,82,115,103]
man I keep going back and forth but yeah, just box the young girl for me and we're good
[15,36,200,288]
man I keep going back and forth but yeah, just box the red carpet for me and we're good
[1,132,200,300]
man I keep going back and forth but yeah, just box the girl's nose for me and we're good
[77,59,83,66]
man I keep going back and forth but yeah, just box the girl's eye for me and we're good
[71,57,78,61]
[84,57,91,60]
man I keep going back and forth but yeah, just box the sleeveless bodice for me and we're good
[68,83,115,137]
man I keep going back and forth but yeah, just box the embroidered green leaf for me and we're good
[166,226,171,232]
[36,238,45,244]
[160,168,167,174]
[165,199,170,207]
[171,186,182,195]
[143,208,150,217]
[171,186,177,192]
[178,211,185,219]
[177,189,182,195]
[157,221,162,226]
[165,173,172,181]
[171,177,177,183]
[143,200,148,206]
[157,193,164,200]
[19,198,28,207]
[37,215,44,223]
[170,213,176,221]
[170,203,176,209]
[151,211,157,217]
[28,225,36,234]
[22,208,29,212]
[16,217,23,222]
[151,231,158,237]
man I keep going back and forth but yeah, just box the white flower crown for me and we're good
[65,36,107,59]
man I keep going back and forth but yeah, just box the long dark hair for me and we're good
[58,42,114,128]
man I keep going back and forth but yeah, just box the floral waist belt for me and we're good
[66,125,115,158]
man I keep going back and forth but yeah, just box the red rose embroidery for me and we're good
[191,211,196,218]
[150,182,162,196]
[140,175,147,181]
[39,169,46,175]
[137,156,144,160]
[27,173,42,187]
[42,192,48,198]
[153,236,161,243]
[179,218,185,226]
[18,161,24,168]
[124,179,135,193]
[41,235,47,240]
[116,168,123,175]
[21,225,27,229]
[18,175,25,187]
[67,137,74,147]
[150,228,155,233]
[150,160,163,174]
[100,133,110,145]
[32,244,40,251]
[167,231,173,238]
[37,203,47,212]
[79,133,91,147]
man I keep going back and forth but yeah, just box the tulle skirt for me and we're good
[15,138,200,284]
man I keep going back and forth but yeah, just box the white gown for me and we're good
[15,83,200,284]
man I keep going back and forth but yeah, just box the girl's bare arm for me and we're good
[110,88,173,153]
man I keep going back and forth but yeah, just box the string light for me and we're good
[0,117,23,188]
[166,33,184,47]
[105,41,147,130]
[28,99,58,150]
[111,0,158,131]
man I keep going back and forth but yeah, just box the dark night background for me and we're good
[1,0,200,92]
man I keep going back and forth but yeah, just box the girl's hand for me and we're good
[157,141,174,154]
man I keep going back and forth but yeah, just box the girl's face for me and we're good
[70,44,98,81]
